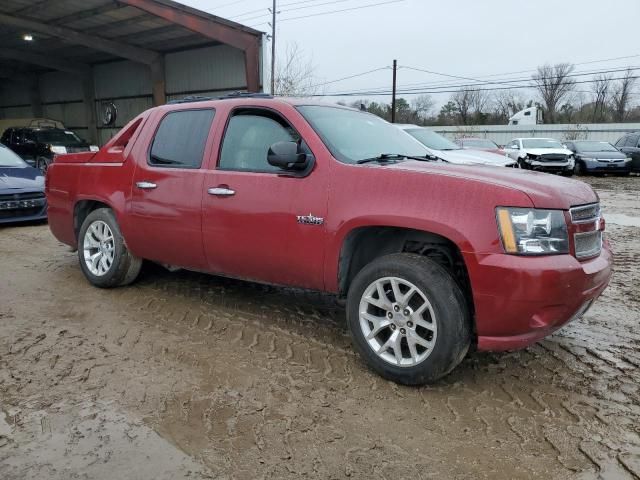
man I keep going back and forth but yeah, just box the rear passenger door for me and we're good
[127,108,216,270]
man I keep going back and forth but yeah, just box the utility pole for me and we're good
[270,0,277,94]
[391,59,397,123]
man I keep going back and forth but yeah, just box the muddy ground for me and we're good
[0,176,639,479]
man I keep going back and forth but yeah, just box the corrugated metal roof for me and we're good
[0,0,263,73]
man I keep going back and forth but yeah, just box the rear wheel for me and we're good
[78,208,142,288]
[574,161,586,176]
[346,253,471,385]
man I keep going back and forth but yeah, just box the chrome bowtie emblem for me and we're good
[296,213,324,225]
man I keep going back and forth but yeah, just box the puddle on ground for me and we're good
[605,213,640,228]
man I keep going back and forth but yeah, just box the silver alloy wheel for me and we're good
[358,276,437,367]
[83,220,115,276]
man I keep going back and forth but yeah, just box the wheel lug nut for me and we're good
[403,309,410,316]
[387,312,393,319]
[393,305,400,312]
[400,328,406,335]
[407,321,413,328]
[390,324,396,330]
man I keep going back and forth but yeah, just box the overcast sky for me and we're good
[179,0,640,109]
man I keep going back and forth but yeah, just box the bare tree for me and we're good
[493,90,528,120]
[611,68,637,122]
[452,89,474,124]
[273,43,319,97]
[411,94,435,123]
[591,74,612,122]
[532,63,575,123]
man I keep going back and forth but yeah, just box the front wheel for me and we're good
[346,253,471,385]
[78,208,142,288]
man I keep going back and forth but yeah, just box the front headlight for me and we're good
[50,145,67,154]
[625,157,632,162]
[496,207,569,255]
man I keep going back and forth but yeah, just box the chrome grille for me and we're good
[574,231,602,259]
[570,203,602,259]
[570,203,600,223]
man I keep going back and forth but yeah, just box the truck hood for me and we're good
[386,161,597,209]
[523,148,573,156]
[0,165,45,192]
[430,148,515,166]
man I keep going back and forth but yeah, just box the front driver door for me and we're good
[202,107,329,290]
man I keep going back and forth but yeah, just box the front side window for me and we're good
[149,109,215,168]
[631,134,640,147]
[297,105,428,164]
[219,110,301,172]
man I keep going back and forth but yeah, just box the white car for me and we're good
[504,138,575,176]
[396,125,517,167]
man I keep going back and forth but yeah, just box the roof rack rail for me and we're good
[167,95,213,104]
[218,91,274,100]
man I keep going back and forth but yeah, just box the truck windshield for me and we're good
[0,145,27,167]
[522,139,564,149]
[297,105,429,164]
[405,128,461,151]
[36,129,83,146]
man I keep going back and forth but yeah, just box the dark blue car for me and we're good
[0,143,47,224]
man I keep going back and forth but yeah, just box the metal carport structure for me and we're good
[0,0,263,144]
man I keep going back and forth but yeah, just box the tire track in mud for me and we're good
[2,175,640,479]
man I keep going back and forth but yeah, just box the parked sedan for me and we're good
[565,140,631,176]
[0,143,47,224]
[397,126,516,167]
[456,137,504,155]
[614,132,640,172]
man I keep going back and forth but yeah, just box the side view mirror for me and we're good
[268,141,309,171]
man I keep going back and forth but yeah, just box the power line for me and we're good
[346,65,640,95]
[248,0,405,27]
[232,0,350,20]
[204,0,255,12]
[309,66,390,88]
[302,74,640,97]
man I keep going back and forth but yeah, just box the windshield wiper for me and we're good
[356,153,436,164]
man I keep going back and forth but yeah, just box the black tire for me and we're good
[518,158,528,169]
[574,162,585,176]
[77,208,142,288]
[346,253,471,385]
[562,170,574,177]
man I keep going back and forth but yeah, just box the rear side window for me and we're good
[631,134,640,147]
[149,109,215,168]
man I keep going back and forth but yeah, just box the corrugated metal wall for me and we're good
[0,44,253,145]
[434,123,640,145]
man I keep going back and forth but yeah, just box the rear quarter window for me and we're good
[149,109,215,168]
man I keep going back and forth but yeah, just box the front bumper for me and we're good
[527,160,573,172]
[584,160,630,173]
[0,190,48,224]
[464,244,612,351]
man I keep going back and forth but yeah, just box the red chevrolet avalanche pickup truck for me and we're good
[46,94,612,385]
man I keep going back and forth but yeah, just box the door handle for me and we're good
[208,187,235,197]
[136,181,157,190]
